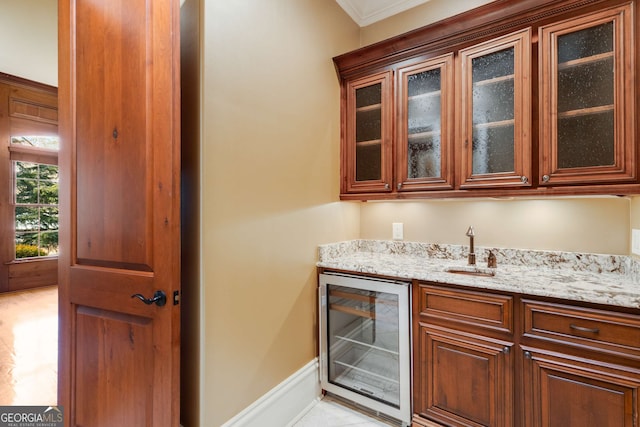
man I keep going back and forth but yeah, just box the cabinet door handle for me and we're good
[570,324,600,334]
[397,182,402,190]
[542,174,550,183]
[384,183,390,190]
[524,351,532,359]
[502,346,510,354]
[521,176,528,184]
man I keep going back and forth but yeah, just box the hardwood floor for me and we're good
[0,287,397,425]
[0,286,57,406]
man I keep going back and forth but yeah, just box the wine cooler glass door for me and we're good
[319,273,411,426]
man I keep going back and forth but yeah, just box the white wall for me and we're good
[360,0,495,45]
[0,1,58,86]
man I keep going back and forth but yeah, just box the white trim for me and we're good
[221,359,321,427]
[336,0,431,27]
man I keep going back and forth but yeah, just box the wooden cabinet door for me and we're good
[396,54,454,192]
[459,28,532,189]
[522,347,640,427]
[342,71,393,194]
[415,324,514,427]
[539,3,635,186]
[58,0,181,425]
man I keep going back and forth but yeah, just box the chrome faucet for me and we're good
[466,226,476,265]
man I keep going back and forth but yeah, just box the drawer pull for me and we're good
[570,324,600,334]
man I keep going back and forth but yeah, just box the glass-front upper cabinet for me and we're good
[396,54,454,191]
[459,28,531,188]
[539,4,634,185]
[342,71,393,194]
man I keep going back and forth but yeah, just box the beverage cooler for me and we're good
[319,273,411,426]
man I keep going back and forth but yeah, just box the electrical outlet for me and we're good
[392,223,404,240]
[632,229,640,255]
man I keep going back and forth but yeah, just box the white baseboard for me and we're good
[221,358,321,427]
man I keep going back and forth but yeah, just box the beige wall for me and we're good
[200,0,636,425]
[360,198,631,254]
[200,0,360,424]
[0,0,57,86]
[631,197,640,257]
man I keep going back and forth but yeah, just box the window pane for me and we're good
[40,207,59,230]
[16,162,38,179]
[16,178,38,204]
[39,164,59,180]
[15,233,43,259]
[16,207,39,231]
[40,180,59,205]
[11,136,59,150]
[41,231,59,255]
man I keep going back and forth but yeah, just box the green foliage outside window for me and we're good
[14,161,59,259]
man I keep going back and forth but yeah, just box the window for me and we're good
[10,136,59,259]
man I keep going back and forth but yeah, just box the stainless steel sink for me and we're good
[445,266,496,277]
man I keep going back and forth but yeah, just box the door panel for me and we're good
[58,0,181,425]
[522,347,640,427]
[417,324,514,427]
[75,307,153,427]
[75,0,150,268]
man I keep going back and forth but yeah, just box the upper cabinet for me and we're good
[539,3,635,185]
[334,0,640,200]
[396,54,454,191]
[459,29,531,189]
[343,72,393,193]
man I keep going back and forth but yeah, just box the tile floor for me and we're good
[0,285,58,406]
[0,287,399,426]
[293,394,401,426]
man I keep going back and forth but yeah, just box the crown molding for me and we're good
[336,0,431,26]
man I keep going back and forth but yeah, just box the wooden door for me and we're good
[522,347,640,427]
[416,324,514,427]
[57,0,181,426]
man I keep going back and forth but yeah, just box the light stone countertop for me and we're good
[317,240,640,309]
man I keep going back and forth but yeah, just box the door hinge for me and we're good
[173,290,180,305]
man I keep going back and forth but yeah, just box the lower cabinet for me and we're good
[521,347,640,427]
[413,281,640,427]
[415,325,513,427]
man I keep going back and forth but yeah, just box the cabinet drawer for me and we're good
[417,283,513,334]
[523,299,640,358]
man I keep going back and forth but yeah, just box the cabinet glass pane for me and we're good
[473,125,515,174]
[557,22,613,63]
[556,22,614,169]
[355,83,382,181]
[356,144,382,181]
[327,284,400,407]
[472,48,515,174]
[407,69,441,178]
[558,111,614,168]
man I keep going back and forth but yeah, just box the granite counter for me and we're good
[317,240,640,309]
